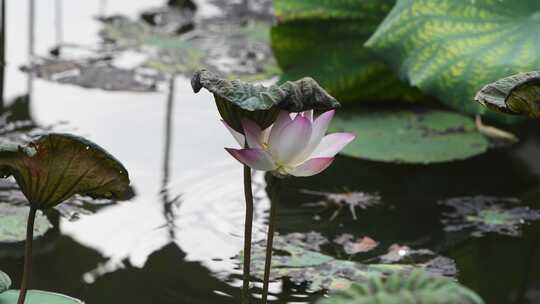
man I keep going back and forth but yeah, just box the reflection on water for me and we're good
[0,1,540,304]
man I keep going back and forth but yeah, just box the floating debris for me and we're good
[244,232,457,292]
[302,190,381,220]
[439,196,540,237]
[334,234,379,255]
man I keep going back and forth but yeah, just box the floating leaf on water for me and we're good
[244,232,456,292]
[0,271,10,294]
[27,58,158,92]
[439,196,540,237]
[365,0,540,123]
[317,270,485,304]
[330,108,489,164]
[100,8,279,80]
[272,0,423,104]
[475,71,540,119]
[334,234,379,255]
[0,133,130,210]
[378,244,457,277]
[0,290,83,304]
[0,204,52,243]
[302,190,381,220]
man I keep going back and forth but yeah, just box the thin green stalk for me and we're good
[261,178,281,303]
[242,145,254,303]
[17,205,37,304]
[0,0,5,112]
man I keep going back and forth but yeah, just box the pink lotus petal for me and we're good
[271,114,312,163]
[292,110,335,163]
[288,157,335,177]
[241,119,264,149]
[225,148,276,171]
[269,111,293,147]
[310,133,356,158]
[222,120,244,147]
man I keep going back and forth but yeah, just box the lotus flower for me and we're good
[224,110,355,177]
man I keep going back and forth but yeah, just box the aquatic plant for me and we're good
[271,0,540,164]
[0,133,130,304]
[440,196,540,237]
[245,232,457,293]
[317,270,484,304]
[192,69,340,304]
[475,71,540,119]
[224,110,354,302]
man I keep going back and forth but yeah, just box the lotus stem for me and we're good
[0,0,5,112]
[261,177,280,303]
[242,149,254,303]
[17,205,37,304]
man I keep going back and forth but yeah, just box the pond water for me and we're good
[1,1,540,304]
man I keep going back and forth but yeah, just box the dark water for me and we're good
[0,1,540,303]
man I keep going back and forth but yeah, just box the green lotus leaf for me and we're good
[0,290,83,304]
[317,270,484,304]
[475,71,540,119]
[0,271,10,294]
[365,0,540,123]
[272,0,424,104]
[330,108,489,164]
[0,133,130,210]
[0,204,52,243]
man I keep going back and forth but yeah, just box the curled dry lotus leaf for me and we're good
[0,133,130,210]
[317,270,484,304]
[0,290,84,304]
[0,271,10,294]
[475,71,540,119]
[191,69,340,132]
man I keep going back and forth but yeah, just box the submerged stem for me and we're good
[242,163,254,304]
[17,205,37,304]
[261,178,281,304]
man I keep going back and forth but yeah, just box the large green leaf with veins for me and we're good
[365,0,540,123]
[330,108,489,164]
[271,0,423,104]
[0,290,83,304]
[0,133,130,210]
[317,270,484,304]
